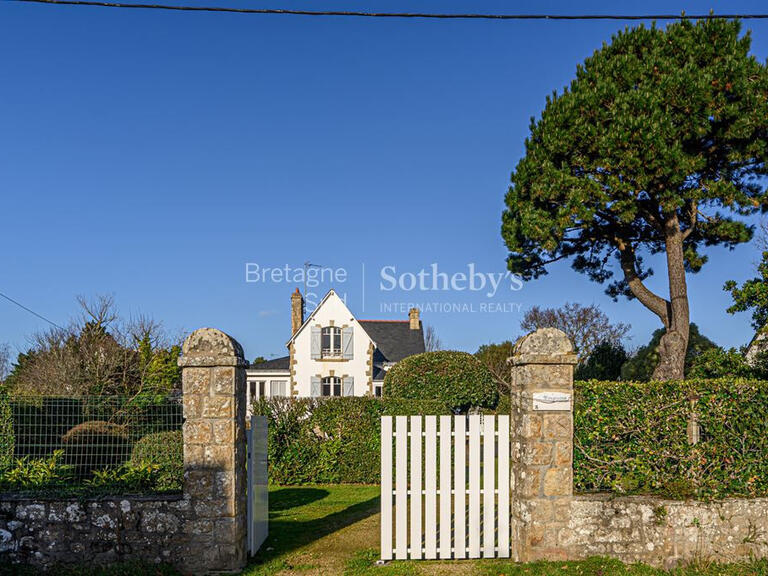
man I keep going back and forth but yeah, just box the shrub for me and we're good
[61,420,132,473]
[253,396,450,485]
[0,389,13,469]
[383,350,497,412]
[130,430,183,492]
[0,450,72,491]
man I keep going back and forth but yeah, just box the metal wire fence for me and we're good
[0,394,183,495]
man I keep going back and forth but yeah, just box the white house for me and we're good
[246,289,425,405]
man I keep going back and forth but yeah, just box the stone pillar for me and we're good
[510,328,577,562]
[178,328,248,574]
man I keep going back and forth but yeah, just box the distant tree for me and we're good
[424,325,442,352]
[620,324,717,381]
[384,351,497,413]
[252,356,267,366]
[5,295,181,399]
[575,341,628,381]
[521,302,630,360]
[502,19,768,380]
[475,341,515,394]
[724,250,768,333]
[687,347,768,379]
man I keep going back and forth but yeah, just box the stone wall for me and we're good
[563,495,768,568]
[0,495,188,568]
[511,328,768,568]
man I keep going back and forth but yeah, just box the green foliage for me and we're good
[0,450,72,491]
[383,350,498,412]
[574,378,768,499]
[620,324,717,381]
[0,387,13,469]
[725,250,768,332]
[130,430,183,492]
[502,18,768,289]
[687,347,768,379]
[253,397,450,485]
[86,461,165,493]
[575,341,628,381]
[574,380,695,497]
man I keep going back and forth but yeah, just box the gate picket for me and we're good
[483,416,496,557]
[381,414,511,561]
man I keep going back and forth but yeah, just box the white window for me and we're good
[249,380,266,400]
[270,380,287,397]
[321,376,342,397]
[321,326,342,358]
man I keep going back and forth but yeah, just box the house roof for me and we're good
[359,320,425,363]
[249,356,290,371]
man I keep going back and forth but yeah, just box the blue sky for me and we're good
[1,0,766,361]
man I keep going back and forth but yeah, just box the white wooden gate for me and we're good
[380,414,510,560]
[247,415,269,556]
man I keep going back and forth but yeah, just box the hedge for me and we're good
[383,350,498,412]
[573,378,768,499]
[252,397,451,484]
[0,391,13,469]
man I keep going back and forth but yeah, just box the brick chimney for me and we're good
[291,288,304,335]
[408,307,420,330]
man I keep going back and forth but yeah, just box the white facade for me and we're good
[245,289,424,410]
[291,290,374,397]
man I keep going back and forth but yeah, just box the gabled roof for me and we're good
[249,356,290,371]
[286,289,359,346]
[359,320,425,363]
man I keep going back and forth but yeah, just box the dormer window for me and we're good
[321,326,342,358]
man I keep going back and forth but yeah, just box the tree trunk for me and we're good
[651,215,690,381]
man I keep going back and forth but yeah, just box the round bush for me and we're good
[130,430,183,491]
[61,420,131,473]
[383,351,498,412]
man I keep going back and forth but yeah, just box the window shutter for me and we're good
[311,377,321,397]
[342,376,354,397]
[342,326,354,360]
[311,327,321,359]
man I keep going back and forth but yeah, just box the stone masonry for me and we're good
[177,327,248,574]
[510,328,578,562]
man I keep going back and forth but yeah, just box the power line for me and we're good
[0,290,64,330]
[5,0,768,21]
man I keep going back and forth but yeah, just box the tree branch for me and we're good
[618,241,671,327]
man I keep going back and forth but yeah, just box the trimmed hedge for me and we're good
[252,397,451,484]
[61,420,132,473]
[383,350,498,412]
[574,378,768,499]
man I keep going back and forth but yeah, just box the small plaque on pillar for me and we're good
[532,392,571,411]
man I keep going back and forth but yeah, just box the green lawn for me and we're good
[246,485,768,576]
